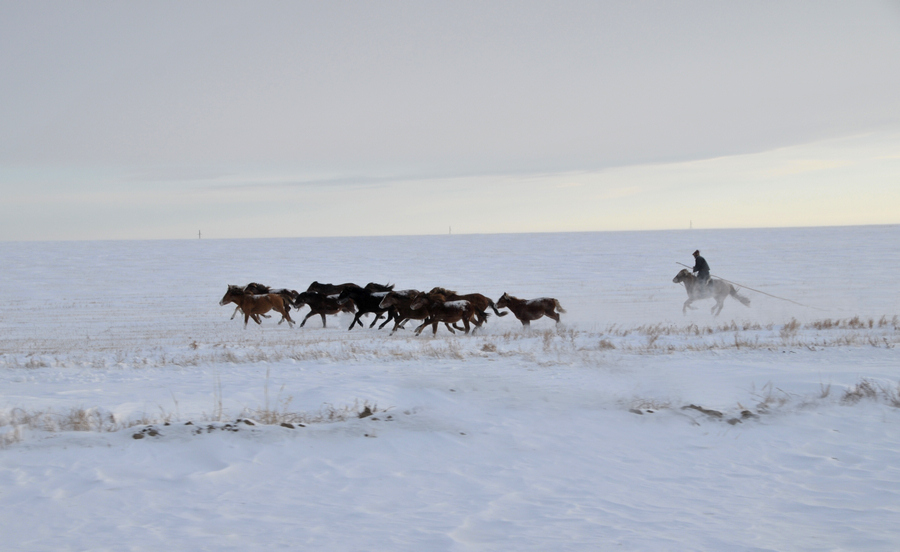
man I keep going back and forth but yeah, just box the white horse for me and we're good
[673,269,750,316]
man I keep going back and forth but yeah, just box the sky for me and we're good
[1,1,899,241]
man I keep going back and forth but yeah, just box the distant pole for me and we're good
[449,226,451,235]
[690,220,692,229]
[198,230,201,239]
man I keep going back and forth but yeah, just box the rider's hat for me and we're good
[692,250,700,256]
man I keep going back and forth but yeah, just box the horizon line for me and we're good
[2,222,897,245]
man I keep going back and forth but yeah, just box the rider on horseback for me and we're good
[692,250,711,285]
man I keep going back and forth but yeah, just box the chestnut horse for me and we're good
[496,293,565,327]
[219,285,295,328]
[228,283,297,321]
[673,269,750,316]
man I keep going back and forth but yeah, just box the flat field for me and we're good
[1,226,899,551]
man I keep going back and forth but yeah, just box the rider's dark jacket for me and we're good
[692,256,710,283]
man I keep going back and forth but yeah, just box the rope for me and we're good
[676,262,827,311]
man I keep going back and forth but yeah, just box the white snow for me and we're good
[1,225,899,551]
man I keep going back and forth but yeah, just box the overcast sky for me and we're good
[1,1,899,241]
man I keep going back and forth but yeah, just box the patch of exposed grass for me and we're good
[1,316,897,369]
[1,398,387,448]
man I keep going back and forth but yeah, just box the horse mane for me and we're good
[429,286,456,296]
[365,282,394,292]
[244,282,272,294]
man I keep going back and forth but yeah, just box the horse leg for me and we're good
[320,313,327,328]
[348,313,363,331]
[299,312,313,327]
[683,299,693,315]
[713,297,725,316]
[473,310,485,325]
[548,310,560,323]
[474,310,487,327]
[275,308,292,326]
[231,306,241,320]
[390,317,409,335]
[281,307,295,327]
[462,318,471,334]
[414,319,430,336]
[378,311,395,330]
[368,313,382,328]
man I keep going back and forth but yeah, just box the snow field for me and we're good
[1,226,899,551]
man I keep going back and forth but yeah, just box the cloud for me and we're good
[2,2,899,175]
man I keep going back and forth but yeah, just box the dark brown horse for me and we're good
[378,289,424,334]
[496,293,565,327]
[673,269,750,316]
[410,293,481,336]
[306,282,361,295]
[306,281,393,295]
[219,285,295,328]
[427,287,507,324]
[378,289,462,334]
[292,291,356,328]
[336,286,393,330]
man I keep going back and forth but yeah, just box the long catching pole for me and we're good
[676,262,827,311]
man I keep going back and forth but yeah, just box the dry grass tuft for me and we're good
[779,318,801,342]
[248,399,383,426]
[0,406,147,441]
[481,342,498,353]
[841,378,900,406]
[597,339,616,350]
[751,382,792,413]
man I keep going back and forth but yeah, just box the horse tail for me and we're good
[554,299,567,313]
[730,286,751,307]
[488,300,509,317]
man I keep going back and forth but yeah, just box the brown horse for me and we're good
[228,283,297,321]
[379,289,467,335]
[496,293,565,327]
[672,269,750,316]
[378,289,426,334]
[219,285,295,328]
[410,293,481,336]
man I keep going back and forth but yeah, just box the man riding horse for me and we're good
[692,250,711,285]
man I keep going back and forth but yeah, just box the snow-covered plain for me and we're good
[1,225,899,551]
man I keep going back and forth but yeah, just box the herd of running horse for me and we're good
[219,281,566,335]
